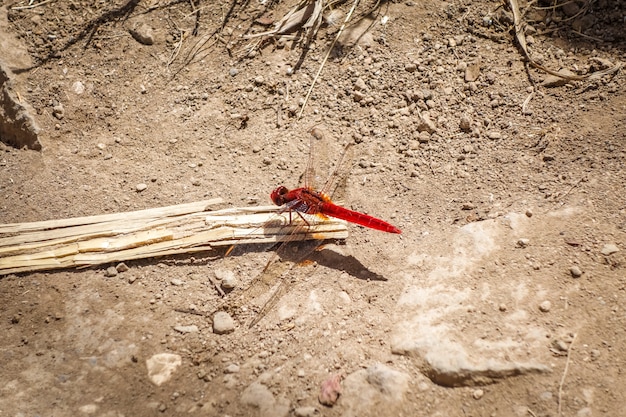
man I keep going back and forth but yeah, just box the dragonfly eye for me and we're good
[270,186,289,206]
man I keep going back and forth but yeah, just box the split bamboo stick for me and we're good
[0,199,349,275]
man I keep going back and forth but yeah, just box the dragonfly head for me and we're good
[270,186,289,206]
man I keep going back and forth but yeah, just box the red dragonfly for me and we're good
[270,126,400,235]
[270,186,401,234]
[219,128,401,327]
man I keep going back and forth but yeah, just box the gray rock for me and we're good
[240,382,289,417]
[52,103,64,120]
[294,406,318,417]
[104,266,118,277]
[601,243,619,256]
[225,363,240,373]
[130,23,154,45]
[569,266,582,278]
[416,112,437,134]
[116,262,129,272]
[539,300,551,312]
[472,388,484,399]
[173,325,198,334]
[459,114,472,131]
[0,34,41,150]
[213,311,235,334]
[146,353,182,386]
[366,363,410,401]
[487,131,502,140]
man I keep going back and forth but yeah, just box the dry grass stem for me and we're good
[557,333,577,416]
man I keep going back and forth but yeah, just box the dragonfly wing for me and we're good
[227,236,323,327]
[304,127,349,194]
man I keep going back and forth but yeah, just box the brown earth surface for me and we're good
[1,0,625,416]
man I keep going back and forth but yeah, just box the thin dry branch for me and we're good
[557,333,577,416]
[509,0,623,83]
[298,0,360,118]
[0,200,348,275]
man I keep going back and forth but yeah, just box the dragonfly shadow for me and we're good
[309,246,388,282]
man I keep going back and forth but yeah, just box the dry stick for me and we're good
[11,0,55,10]
[557,333,577,416]
[298,0,361,119]
[509,0,623,82]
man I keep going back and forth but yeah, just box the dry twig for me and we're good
[557,333,577,416]
[298,0,360,118]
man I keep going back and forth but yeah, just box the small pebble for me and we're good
[590,349,600,360]
[294,406,318,417]
[116,262,129,272]
[215,269,237,290]
[225,364,240,374]
[472,389,484,400]
[600,243,619,256]
[52,103,65,120]
[128,276,137,284]
[459,114,472,131]
[539,300,551,312]
[170,278,183,286]
[104,266,118,277]
[569,266,582,278]
[129,23,154,45]
[498,304,507,312]
[136,183,148,192]
[213,311,235,334]
[229,68,239,77]
[552,339,569,352]
[173,325,198,334]
[517,238,530,248]
[525,209,533,218]
[72,81,85,94]
[487,131,502,140]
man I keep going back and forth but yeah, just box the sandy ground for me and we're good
[1,0,625,416]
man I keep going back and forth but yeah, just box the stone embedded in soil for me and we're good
[170,278,183,286]
[213,311,235,334]
[146,353,182,386]
[539,300,551,312]
[339,364,410,414]
[569,265,583,278]
[365,363,410,401]
[129,23,154,45]
[240,382,290,417]
[600,243,619,256]
[459,114,472,131]
[416,112,437,134]
[318,374,342,406]
[225,363,240,374]
[0,61,42,150]
[215,268,237,290]
[136,183,148,192]
[116,262,129,272]
[465,62,481,82]
[173,325,198,334]
[52,103,64,120]
[104,266,118,277]
[294,406,318,417]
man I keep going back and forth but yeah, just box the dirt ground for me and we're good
[1,0,625,416]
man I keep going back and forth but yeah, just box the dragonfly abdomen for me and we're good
[320,202,401,234]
